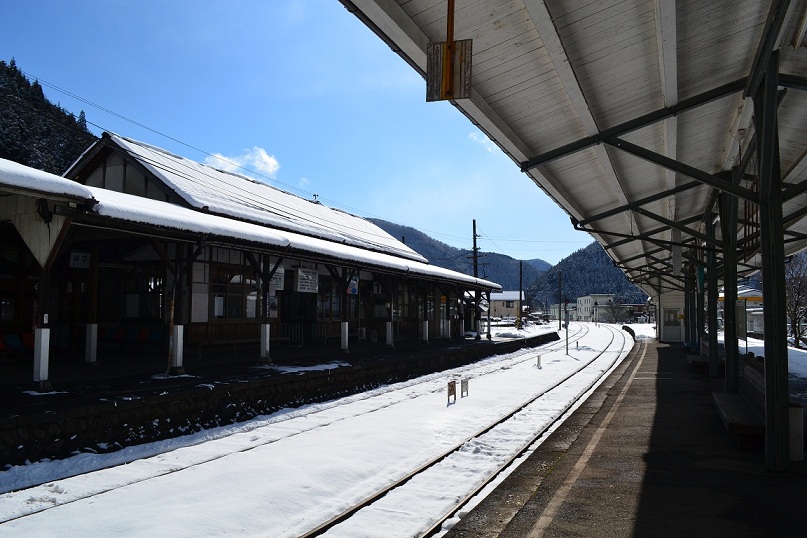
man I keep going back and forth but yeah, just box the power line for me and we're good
[16,69,393,222]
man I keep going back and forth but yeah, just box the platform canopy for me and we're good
[342,0,807,295]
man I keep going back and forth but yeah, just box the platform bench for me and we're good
[713,355,765,436]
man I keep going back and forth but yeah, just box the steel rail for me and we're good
[301,324,630,537]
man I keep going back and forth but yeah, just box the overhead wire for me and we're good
[17,69,395,225]
[7,68,574,262]
[6,69,430,258]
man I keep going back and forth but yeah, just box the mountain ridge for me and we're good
[370,218,646,308]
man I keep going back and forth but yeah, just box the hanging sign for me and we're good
[347,276,359,295]
[296,268,319,293]
[426,39,472,101]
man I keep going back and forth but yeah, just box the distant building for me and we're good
[489,291,525,319]
[576,294,615,322]
[719,285,764,335]
[550,302,576,321]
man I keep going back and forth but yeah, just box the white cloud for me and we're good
[205,147,280,180]
[299,177,310,188]
[469,131,496,153]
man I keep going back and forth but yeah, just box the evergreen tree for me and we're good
[0,58,97,174]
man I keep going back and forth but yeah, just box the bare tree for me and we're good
[785,251,807,348]
[602,298,631,324]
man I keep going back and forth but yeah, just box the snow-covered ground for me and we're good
[1,323,804,537]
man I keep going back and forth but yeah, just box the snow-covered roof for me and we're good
[490,291,524,301]
[719,286,763,301]
[0,158,500,291]
[0,158,95,201]
[99,133,427,264]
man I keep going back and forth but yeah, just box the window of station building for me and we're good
[394,286,423,321]
[316,276,340,321]
[315,275,362,321]
[0,296,14,322]
[663,309,679,327]
[123,268,164,321]
[204,248,257,321]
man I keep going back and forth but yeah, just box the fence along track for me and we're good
[300,324,630,538]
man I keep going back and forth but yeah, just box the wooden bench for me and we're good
[713,355,765,436]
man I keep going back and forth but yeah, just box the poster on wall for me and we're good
[347,276,359,295]
[270,266,284,291]
[296,268,319,293]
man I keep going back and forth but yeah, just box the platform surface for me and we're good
[445,340,807,537]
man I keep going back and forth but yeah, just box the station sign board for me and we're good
[296,268,319,293]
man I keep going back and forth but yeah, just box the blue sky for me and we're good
[1,0,592,265]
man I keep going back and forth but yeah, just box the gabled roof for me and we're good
[0,158,501,291]
[67,133,427,264]
[490,291,524,301]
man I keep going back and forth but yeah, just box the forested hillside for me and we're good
[529,242,647,309]
[369,219,548,290]
[0,58,97,174]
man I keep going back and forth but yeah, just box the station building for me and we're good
[0,133,501,388]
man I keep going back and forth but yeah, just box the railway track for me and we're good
[300,324,630,537]
[1,323,632,535]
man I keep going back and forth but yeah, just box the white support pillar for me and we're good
[386,321,394,348]
[422,320,429,344]
[171,325,184,373]
[260,323,271,362]
[85,323,98,363]
[341,321,349,353]
[33,327,50,386]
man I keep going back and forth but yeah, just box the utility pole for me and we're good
[558,271,562,331]
[473,219,481,340]
[519,261,523,328]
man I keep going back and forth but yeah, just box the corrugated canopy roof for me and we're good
[343,0,807,296]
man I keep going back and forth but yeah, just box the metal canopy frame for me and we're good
[520,78,748,172]
[345,0,807,472]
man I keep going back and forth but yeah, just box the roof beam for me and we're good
[652,0,679,286]
[582,220,716,254]
[634,279,685,293]
[780,73,807,91]
[578,180,701,227]
[520,78,747,171]
[744,0,794,98]
[629,206,717,246]
[599,215,701,251]
[523,0,631,223]
[721,0,797,175]
[603,137,759,203]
